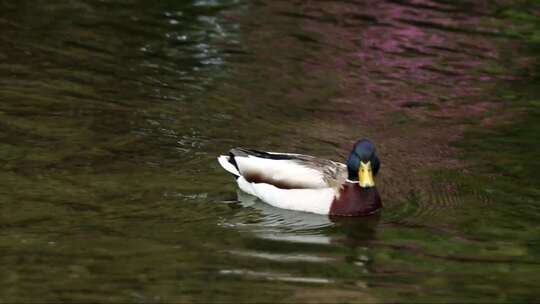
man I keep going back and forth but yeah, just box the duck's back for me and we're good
[219,148,346,189]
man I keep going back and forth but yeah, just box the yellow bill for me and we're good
[358,161,375,188]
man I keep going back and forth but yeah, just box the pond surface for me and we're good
[1,0,539,302]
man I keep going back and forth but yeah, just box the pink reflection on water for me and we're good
[258,0,510,203]
[291,0,502,113]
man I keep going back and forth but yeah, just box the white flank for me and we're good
[234,156,329,188]
[217,155,240,176]
[237,177,334,215]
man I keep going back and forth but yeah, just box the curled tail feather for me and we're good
[217,155,240,177]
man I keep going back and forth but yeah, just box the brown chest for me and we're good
[329,184,382,216]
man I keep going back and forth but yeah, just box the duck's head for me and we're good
[346,139,380,188]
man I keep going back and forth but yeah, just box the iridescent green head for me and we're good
[346,139,380,188]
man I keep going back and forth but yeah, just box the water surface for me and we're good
[1,0,539,302]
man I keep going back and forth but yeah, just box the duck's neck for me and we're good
[329,183,382,216]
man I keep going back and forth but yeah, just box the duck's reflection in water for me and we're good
[227,190,380,247]
[220,190,381,283]
[327,214,381,271]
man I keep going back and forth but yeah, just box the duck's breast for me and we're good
[330,184,382,216]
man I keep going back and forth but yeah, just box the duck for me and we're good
[217,139,382,216]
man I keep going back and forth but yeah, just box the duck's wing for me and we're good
[218,148,346,189]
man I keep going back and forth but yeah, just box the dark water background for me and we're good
[1,0,539,302]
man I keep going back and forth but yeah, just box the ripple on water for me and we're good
[219,269,333,284]
[227,250,334,263]
[382,175,493,228]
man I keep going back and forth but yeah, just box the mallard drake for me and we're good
[217,139,382,216]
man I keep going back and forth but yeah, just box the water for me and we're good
[1,0,539,302]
